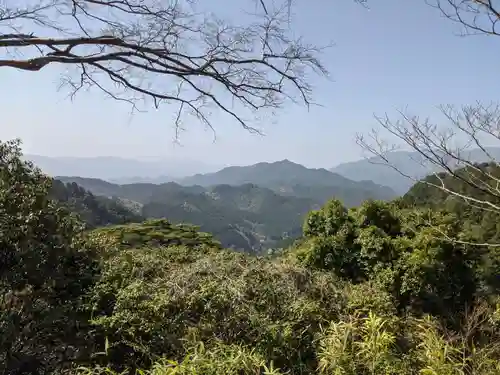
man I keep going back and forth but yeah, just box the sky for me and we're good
[1,0,500,169]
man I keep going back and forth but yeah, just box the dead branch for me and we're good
[357,103,500,216]
[0,0,330,135]
[427,0,500,37]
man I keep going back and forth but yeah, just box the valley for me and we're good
[54,159,397,252]
[42,149,500,253]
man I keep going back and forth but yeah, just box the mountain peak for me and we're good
[260,159,305,169]
[275,158,301,165]
[176,159,397,203]
[251,159,302,169]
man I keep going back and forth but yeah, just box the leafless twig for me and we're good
[427,0,500,37]
[0,0,330,136]
[357,103,500,242]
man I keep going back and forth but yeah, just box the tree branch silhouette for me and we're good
[0,0,330,135]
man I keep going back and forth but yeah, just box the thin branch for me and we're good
[427,0,500,37]
[358,102,500,246]
[0,0,329,138]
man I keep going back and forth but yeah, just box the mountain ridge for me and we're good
[53,158,398,252]
[176,159,397,206]
[56,176,318,252]
[37,157,400,252]
[330,147,500,194]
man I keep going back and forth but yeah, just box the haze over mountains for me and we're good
[26,147,500,195]
[24,154,221,182]
[331,147,500,194]
[25,147,500,252]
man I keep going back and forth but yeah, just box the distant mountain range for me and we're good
[57,159,397,208]
[33,147,500,252]
[54,159,397,252]
[330,147,500,194]
[27,147,500,197]
[177,159,396,206]
[23,154,220,181]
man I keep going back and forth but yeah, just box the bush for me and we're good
[0,139,101,374]
[91,219,222,251]
[86,248,344,374]
[317,308,500,375]
[75,341,283,375]
[292,199,484,322]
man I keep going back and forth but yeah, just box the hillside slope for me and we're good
[401,162,500,245]
[57,177,318,252]
[50,179,144,228]
[55,159,400,251]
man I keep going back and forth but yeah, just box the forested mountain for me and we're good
[402,162,500,215]
[402,162,500,245]
[54,157,401,253]
[56,176,319,252]
[55,159,399,251]
[49,179,143,228]
[178,159,397,205]
[38,156,400,205]
[331,147,500,194]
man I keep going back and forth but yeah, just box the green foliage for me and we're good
[402,164,500,297]
[86,248,343,373]
[77,308,500,375]
[317,310,500,375]
[351,199,402,236]
[3,140,500,375]
[90,219,222,251]
[0,139,101,374]
[303,199,351,238]
[50,179,144,228]
[402,162,500,244]
[317,312,405,375]
[292,199,484,322]
[77,341,284,375]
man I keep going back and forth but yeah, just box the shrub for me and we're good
[75,341,283,375]
[87,248,344,374]
[91,219,222,251]
[0,139,101,374]
[292,199,483,322]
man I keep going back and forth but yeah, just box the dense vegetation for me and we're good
[3,139,500,375]
[57,176,319,252]
[403,162,500,246]
[50,179,144,228]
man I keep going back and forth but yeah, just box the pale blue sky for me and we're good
[1,0,499,169]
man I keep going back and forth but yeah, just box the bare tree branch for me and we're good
[0,0,331,136]
[427,0,500,37]
[357,103,500,245]
[353,1,500,247]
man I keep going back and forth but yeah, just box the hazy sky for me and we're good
[1,0,499,168]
